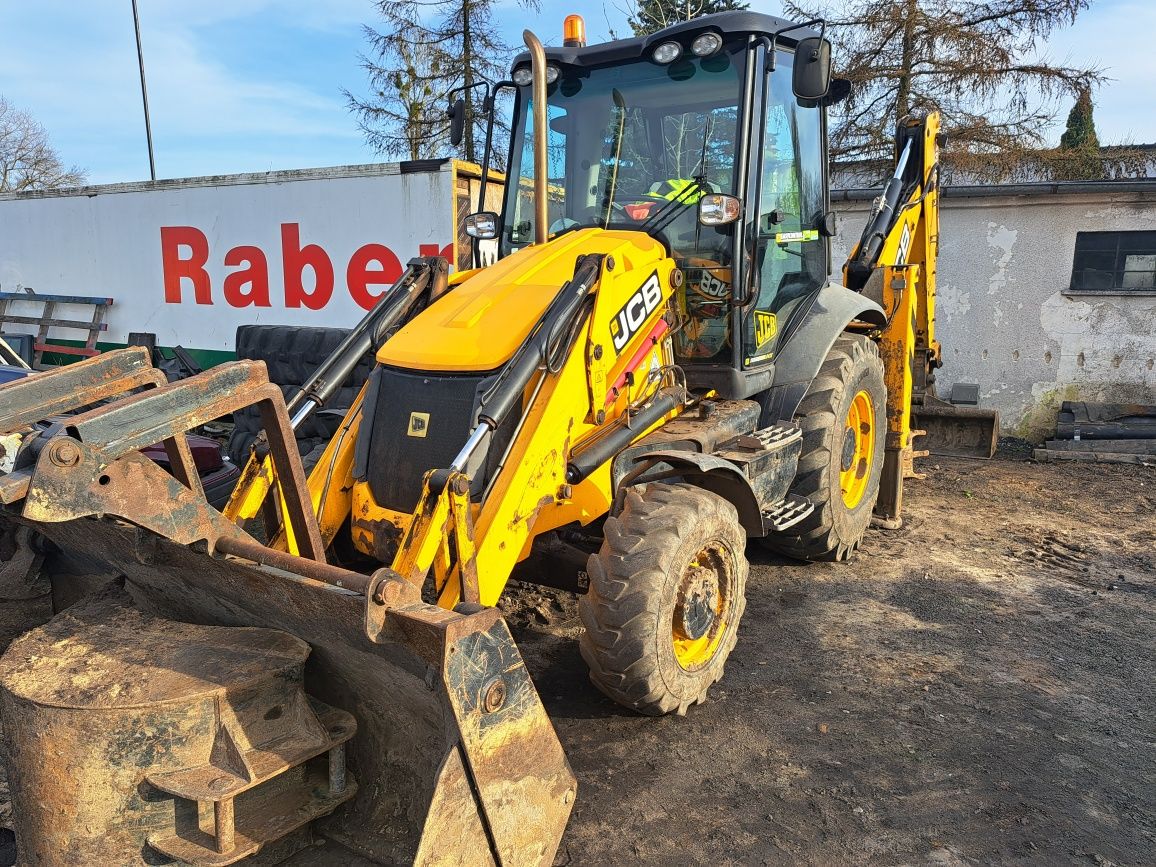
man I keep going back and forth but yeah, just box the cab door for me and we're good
[743,49,828,367]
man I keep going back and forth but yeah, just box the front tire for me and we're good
[578,483,748,716]
[764,334,886,562]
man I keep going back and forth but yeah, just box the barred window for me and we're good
[1070,230,1156,292]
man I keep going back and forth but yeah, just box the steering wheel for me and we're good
[551,203,628,234]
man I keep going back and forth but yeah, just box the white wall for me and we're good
[832,187,1156,440]
[0,164,456,354]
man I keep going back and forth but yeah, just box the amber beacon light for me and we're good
[563,14,587,47]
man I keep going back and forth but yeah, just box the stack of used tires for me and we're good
[228,325,374,465]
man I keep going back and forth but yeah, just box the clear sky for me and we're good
[1,0,1152,185]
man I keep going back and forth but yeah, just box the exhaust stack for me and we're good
[523,29,549,245]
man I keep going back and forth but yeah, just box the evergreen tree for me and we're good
[348,0,534,162]
[1059,87,1099,151]
[350,34,445,161]
[783,0,1102,181]
[1050,87,1103,180]
[629,0,748,37]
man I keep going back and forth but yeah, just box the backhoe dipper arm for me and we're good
[842,113,942,527]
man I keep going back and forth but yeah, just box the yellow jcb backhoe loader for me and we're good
[0,10,996,865]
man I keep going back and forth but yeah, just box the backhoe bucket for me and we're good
[913,393,1000,459]
[0,349,575,866]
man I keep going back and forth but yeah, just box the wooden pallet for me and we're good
[0,291,113,368]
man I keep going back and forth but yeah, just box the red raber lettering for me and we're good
[419,243,455,261]
[223,245,271,308]
[161,226,212,304]
[282,223,334,310]
[347,243,402,311]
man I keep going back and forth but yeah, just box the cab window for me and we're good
[745,51,825,365]
[508,102,568,246]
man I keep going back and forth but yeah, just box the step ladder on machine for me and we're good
[0,290,113,368]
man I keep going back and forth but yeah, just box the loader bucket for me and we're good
[913,393,1000,459]
[0,350,575,865]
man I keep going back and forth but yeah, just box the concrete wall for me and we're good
[831,184,1156,441]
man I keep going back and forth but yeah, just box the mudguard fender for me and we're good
[624,449,765,536]
[759,281,886,423]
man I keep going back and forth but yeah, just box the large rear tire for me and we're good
[764,334,886,562]
[578,483,748,716]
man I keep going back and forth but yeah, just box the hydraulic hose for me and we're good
[450,256,601,472]
[286,257,442,428]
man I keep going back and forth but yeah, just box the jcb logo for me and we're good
[407,411,430,438]
[699,270,730,298]
[754,310,777,348]
[611,271,663,354]
[896,223,912,266]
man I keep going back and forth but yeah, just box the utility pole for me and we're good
[131,0,157,181]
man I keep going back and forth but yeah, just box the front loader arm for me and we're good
[223,256,445,553]
[359,232,686,611]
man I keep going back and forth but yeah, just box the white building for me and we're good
[833,180,1156,440]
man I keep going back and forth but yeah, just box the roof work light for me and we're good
[691,31,723,56]
[652,41,682,64]
[563,14,587,47]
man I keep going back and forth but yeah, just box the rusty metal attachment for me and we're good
[0,591,356,865]
[0,523,51,650]
[913,393,1000,458]
[0,349,321,560]
[0,347,576,864]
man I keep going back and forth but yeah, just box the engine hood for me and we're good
[376,228,668,372]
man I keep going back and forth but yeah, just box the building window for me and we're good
[1070,230,1156,292]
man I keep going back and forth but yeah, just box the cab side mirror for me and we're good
[699,194,742,226]
[464,211,499,240]
[448,98,465,147]
[792,37,832,102]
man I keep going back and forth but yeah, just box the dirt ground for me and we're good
[0,452,1151,866]
[503,452,1156,866]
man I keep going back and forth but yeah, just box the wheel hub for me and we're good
[841,426,857,472]
[672,545,734,672]
[840,389,876,509]
[674,566,718,641]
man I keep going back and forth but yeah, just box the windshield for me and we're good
[500,47,746,261]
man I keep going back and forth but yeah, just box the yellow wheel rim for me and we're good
[672,543,733,671]
[839,389,875,509]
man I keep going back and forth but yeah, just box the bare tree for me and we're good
[785,0,1102,182]
[0,97,85,192]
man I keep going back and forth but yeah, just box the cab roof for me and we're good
[510,11,821,72]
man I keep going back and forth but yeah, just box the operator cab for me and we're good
[479,12,846,399]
